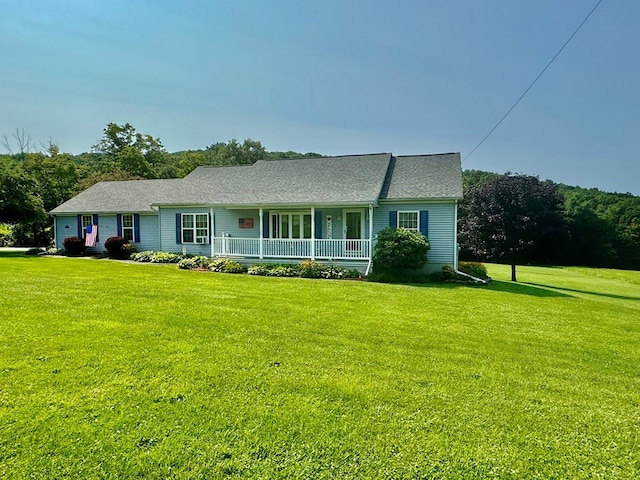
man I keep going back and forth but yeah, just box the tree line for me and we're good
[1,123,638,272]
[459,171,640,276]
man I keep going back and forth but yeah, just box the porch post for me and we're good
[310,207,315,260]
[366,204,374,275]
[210,207,215,258]
[259,208,264,260]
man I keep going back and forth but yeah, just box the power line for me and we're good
[463,0,604,162]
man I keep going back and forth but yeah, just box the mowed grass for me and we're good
[1,254,639,479]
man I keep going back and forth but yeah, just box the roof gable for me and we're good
[380,153,463,201]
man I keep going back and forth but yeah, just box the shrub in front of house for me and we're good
[429,264,457,282]
[178,256,211,270]
[458,261,489,279]
[131,251,184,263]
[372,227,430,280]
[63,236,85,256]
[298,259,324,278]
[104,236,131,259]
[208,258,247,274]
[121,243,137,259]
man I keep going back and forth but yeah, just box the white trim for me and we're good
[397,210,419,231]
[259,208,264,259]
[310,207,316,260]
[181,213,210,244]
[269,211,312,240]
[210,207,215,257]
[342,209,365,240]
[454,200,459,270]
[121,213,135,242]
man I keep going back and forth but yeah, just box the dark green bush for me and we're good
[63,236,85,256]
[429,264,457,282]
[372,227,430,279]
[458,261,488,279]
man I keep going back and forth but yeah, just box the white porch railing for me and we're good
[212,237,370,260]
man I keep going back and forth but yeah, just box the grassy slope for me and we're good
[1,255,638,479]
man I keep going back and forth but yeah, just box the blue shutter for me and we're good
[77,215,82,237]
[134,214,141,242]
[92,214,99,241]
[420,210,429,237]
[389,211,397,227]
[263,211,269,238]
[116,214,122,237]
[315,211,322,239]
[175,213,182,244]
[209,213,212,240]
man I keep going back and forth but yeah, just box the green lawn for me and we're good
[1,254,639,479]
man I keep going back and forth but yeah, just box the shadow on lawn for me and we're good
[0,250,31,259]
[411,280,570,298]
[488,281,571,298]
[525,282,640,302]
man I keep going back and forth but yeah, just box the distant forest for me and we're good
[1,124,638,269]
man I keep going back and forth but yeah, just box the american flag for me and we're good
[85,224,98,247]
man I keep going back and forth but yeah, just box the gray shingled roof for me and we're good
[49,179,188,214]
[50,152,462,214]
[380,153,463,201]
[179,153,392,206]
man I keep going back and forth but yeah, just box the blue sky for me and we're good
[1,0,638,194]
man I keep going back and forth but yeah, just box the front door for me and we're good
[344,209,364,251]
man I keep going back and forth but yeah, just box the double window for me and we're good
[270,212,312,239]
[397,211,419,231]
[182,213,209,243]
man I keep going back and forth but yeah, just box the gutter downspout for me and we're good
[451,199,488,284]
[52,215,57,249]
[365,204,374,276]
[259,208,264,259]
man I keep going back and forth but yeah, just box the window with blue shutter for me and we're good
[175,213,182,244]
[263,211,269,238]
[315,211,322,239]
[116,214,123,237]
[134,214,141,242]
[420,210,429,237]
[389,211,397,227]
[92,214,99,241]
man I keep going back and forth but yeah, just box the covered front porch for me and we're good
[209,205,375,271]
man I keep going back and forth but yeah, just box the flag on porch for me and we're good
[85,224,98,247]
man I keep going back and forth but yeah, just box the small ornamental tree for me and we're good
[372,227,430,279]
